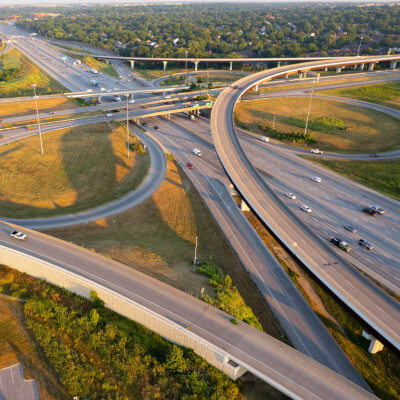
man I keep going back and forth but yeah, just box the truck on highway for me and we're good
[193,148,202,157]
[91,79,99,87]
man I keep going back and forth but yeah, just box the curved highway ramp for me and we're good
[0,222,378,400]
[211,55,400,354]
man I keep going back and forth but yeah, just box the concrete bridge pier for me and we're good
[163,61,168,71]
[358,63,365,71]
[368,63,375,72]
[130,93,135,100]
[129,60,135,70]
[277,61,281,68]
[285,73,289,79]
[97,96,102,104]
[229,61,233,71]
[254,85,259,92]
[336,66,343,74]
[105,59,110,65]
[390,60,398,69]
[324,67,328,72]
[194,61,199,71]
[362,331,384,354]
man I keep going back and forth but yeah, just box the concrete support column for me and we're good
[368,63,375,72]
[277,61,281,68]
[358,63,365,71]
[324,67,328,72]
[129,60,135,70]
[105,59,109,64]
[241,199,250,212]
[163,61,168,71]
[229,61,233,71]
[390,61,397,69]
[254,85,259,92]
[130,93,135,100]
[336,66,343,74]
[285,73,289,79]
[229,184,238,197]
[98,96,101,104]
[362,331,384,353]
[194,61,199,71]
[299,72,304,80]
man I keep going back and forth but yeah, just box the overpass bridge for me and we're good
[95,55,354,72]
[210,54,400,355]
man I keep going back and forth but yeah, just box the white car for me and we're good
[128,99,135,104]
[10,230,27,240]
[310,176,322,183]
[311,149,323,154]
[285,192,296,200]
[301,205,312,213]
[260,136,270,142]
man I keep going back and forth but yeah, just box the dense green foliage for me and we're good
[306,158,400,200]
[286,116,347,132]
[197,257,263,331]
[14,3,400,60]
[0,265,241,399]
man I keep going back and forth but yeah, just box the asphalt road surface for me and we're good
[210,56,400,353]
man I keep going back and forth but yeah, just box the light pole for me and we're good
[192,236,198,272]
[31,83,44,155]
[357,36,363,57]
[126,94,130,159]
[304,80,317,137]
[206,72,209,98]
[185,50,188,85]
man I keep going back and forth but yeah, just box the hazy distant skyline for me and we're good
[0,0,398,6]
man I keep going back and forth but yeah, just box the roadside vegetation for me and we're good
[0,265,242,400]
[235,97,400,153]
[72,53,119,78]
[46,158,287,400]
[304,157,400,201]
[239,204,400,400]
[322,81,400,111]
[0,122,149,218]
[0,48,65,97]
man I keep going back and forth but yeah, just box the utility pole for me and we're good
[357,36,363,57]
[192,236,198,272]
[272,115,276,130]
[304,80,316,137]
[126,94,130,159]
[185,50,188,86]
[31,83,44,155]
[206,72,209,98]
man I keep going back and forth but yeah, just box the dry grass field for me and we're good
[235,97,400,153]
[0,98,78,120]
[0,122,149,218]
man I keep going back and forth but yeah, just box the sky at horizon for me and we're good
[0,0,398,6]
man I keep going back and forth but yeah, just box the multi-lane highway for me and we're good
[211,56,400,353]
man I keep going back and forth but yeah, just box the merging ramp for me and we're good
[210,55,400,352]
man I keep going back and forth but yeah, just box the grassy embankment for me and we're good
[238,203,400,400]
[235,97,400,153]
[304,157,400,201]
[0,266,244,400]
[72,53,119,78]
[162,72,241,86]
[322,80,400,111]
[0,47,66,97]
[0,98,79,120]
[46,157,287,400]
[0,122,149,218]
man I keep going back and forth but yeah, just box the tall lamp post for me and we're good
[126,94,130,159]
[357,36,363,57]
[185,50,188,85]
[304,80,317,137]
[31,83,44,155]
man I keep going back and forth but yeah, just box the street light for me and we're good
[126,94,130,159]
[357,36,363,57]
[31,83,44,155]
[304,79,317,137]
[185,50,188,85]
[206,72,209,98]
[192,236,199,272]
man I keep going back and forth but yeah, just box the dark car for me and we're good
[358,239,374,251]
[142,122,148,127]
[331,237,341,246]
[186,162,194,169]
[345,225,357,233]
[154,126,160,131]
[370,153,379,158]
[363,207,377,216]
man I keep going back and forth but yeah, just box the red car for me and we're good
[186,162,194,169]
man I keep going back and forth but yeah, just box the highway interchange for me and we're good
[0,22,399,399]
